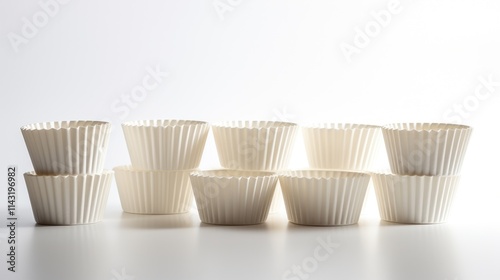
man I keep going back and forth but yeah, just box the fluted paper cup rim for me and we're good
[113,165,195,173]
[21,120,109,131]
[190,169,277,179]
[302,123,381,130]
[24,170,114,178]
[369,171,460,179]
[279,169,370,180]
[122,119,208,128]
[211,120,297,129]
[382,123,471,132]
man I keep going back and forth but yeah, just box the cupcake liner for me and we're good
[302,124,383,171]
[190,170,278,225]
[114,166,193,214]
[211,121,298,171]
[23,170,113,225]
[122,120,210,170]
[382,123,472,175]
[371,173,461,224]
[279,170,371,226]
[21,121,111,175]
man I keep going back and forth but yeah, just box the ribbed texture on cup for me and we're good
[23,171,113,225]
[190,170,278,225]
[211,121,298,171]
[371,173,460,224]
[21,121,110,175]
[302,124,383,171]
[122,120,209,170]
[114,166,193,214]
[382,123,472,175]
[279,170,371,226]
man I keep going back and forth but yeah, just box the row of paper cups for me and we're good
[20,120,472,225]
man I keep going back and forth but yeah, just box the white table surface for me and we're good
[2,203,499,280]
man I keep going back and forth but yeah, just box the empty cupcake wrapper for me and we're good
[21,121,111,175]
[122,120,210,170]
[371,173,461,224]
[382,123,472,175]
[279,170,371,226]
[212,121,298,171]
[302,124,383,171]
[190,170,278,225]
[24,170,113,225]
[114,166,194,214]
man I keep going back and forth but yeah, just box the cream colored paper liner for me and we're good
[21,121,110,175]
[279,170,371,226]
[190,170,278,225]
[211,121,298,171]
[122,120,209,170]
[24,170,113,225]
[371,173,460,224]
[114,166,193,214]
[382,123,472,175]
[302,124,383,171]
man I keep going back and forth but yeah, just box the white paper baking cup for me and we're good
[24,170,113,225]
[21,121,111,175]
[382,123,472,175]
[190,170,278,225]
[279,170,371,226]
[122,120,210,170]
[114,166,194,214]
[211,121,298,171]
[302,124,383,171]
[371,173,460,224]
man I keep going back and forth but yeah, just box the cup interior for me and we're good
[280,170,369,180]
[113,165,194,174]
[191,169,276,178]
[212,120,296,129]
[383,123,470,131]
[303,123,380,130]
[122,119,207,127]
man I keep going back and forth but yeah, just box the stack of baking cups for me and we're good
[189,121,298,225]
[114,120,210,214]
[279,124,383,226]
[372,123,472,224]
[21,121,112,225]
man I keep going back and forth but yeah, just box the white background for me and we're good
[1,0,500,279]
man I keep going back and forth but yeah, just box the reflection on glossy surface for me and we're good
[23,223,112,280]
[373,221,461,280]
[282,219,374,280]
